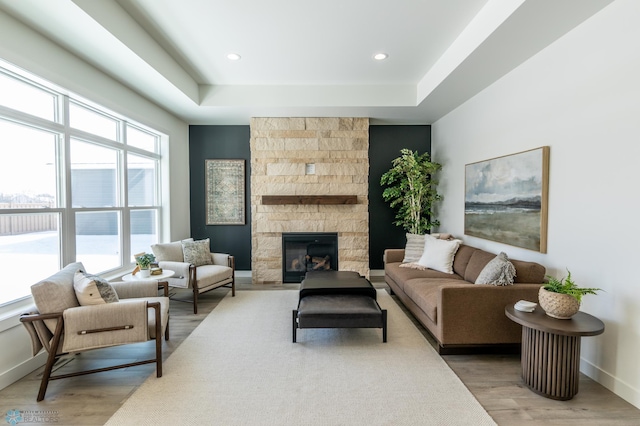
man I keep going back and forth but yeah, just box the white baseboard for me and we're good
[0,352,45,392]
[581,358,640,409]
[234,270,252,278]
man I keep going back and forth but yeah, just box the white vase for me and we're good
[139,269,151,278]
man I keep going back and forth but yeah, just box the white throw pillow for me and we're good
[402,233,450,263]
[416,235,462,274]
[73,271,119,305]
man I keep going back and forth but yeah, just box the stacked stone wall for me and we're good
[250,117,370,284]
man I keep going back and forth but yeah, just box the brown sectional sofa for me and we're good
[384,244,546,354]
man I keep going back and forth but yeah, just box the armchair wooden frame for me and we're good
[189,256,236,314]
[21,283,170,401]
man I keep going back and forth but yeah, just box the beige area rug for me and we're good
[106,290,495,426]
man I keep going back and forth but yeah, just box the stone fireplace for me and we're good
[282,232,338,283]
[250,117,370,284]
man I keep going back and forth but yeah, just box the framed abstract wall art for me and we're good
[465,147,549,253]
[205,159,245,225]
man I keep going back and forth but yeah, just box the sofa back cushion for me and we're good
[463,249,496,283]
[454,245,546,284]
[511,259,546,283]
[452,245,475,277]
[31,262,84,333]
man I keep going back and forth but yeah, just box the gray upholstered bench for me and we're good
[292,271,387,343]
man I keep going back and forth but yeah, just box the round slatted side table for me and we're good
[505,305,604,400]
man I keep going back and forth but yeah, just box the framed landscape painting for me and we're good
[205,159,245,225]
[465,147,549,253]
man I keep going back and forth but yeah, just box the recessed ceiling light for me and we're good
[373,53,388,61]
[226,53,241,61]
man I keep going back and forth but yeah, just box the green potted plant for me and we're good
[380,149,442,235]
[538,269,602,319]
[135,253,156,278]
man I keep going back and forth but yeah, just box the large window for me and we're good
[0,62,164,306]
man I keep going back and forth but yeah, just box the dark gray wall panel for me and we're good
[189,126,251,270]
[189,125,431,272]
[368,125,431,270]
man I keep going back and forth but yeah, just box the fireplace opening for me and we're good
[282,232,338,283]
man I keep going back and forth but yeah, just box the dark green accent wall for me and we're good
[189,124,431,271]
[189,126,252,270]
[368,125,431,269]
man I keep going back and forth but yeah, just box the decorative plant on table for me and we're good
[135,253,156,270]
[539,269,602,319]
[380,148,442,235]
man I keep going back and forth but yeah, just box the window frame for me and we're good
[0,62,165,308]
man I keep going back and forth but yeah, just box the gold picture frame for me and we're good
[205,159,245,225]
[465,147,549,253]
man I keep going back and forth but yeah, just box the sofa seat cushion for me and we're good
[403,278,470,324]
[196,264,233,291]
[385,263,464,292]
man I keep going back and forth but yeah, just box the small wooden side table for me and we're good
[505,305,604,400]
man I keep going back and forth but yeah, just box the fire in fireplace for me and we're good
[282,232,338,283]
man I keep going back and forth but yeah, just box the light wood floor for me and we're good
[1,280,638,425]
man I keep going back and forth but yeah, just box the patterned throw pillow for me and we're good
[402,233,425,263]
[73,271,119,305]
[475,252,516,286]
[182,239,213,267]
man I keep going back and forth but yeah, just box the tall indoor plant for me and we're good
[380,149,442,234]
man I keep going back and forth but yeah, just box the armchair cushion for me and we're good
[195,264,233,290]
[73,271,119,305]
[111,280,162,299]
[182,239,213,266]
[212,252,231,266]
[31,262,84,333]
[62,300,149,352]
[151,238,194,262]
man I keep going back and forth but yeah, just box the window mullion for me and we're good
[61,95,75,267]
[121,123,130,266]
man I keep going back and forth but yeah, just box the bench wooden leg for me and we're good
[292,310,298,343]
[382,309,387,343]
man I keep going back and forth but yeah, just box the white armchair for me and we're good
[21,262,170,401]
[151,239,235,314]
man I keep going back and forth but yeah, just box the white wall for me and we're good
[0,10,190,390]
[433,0,640,408]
